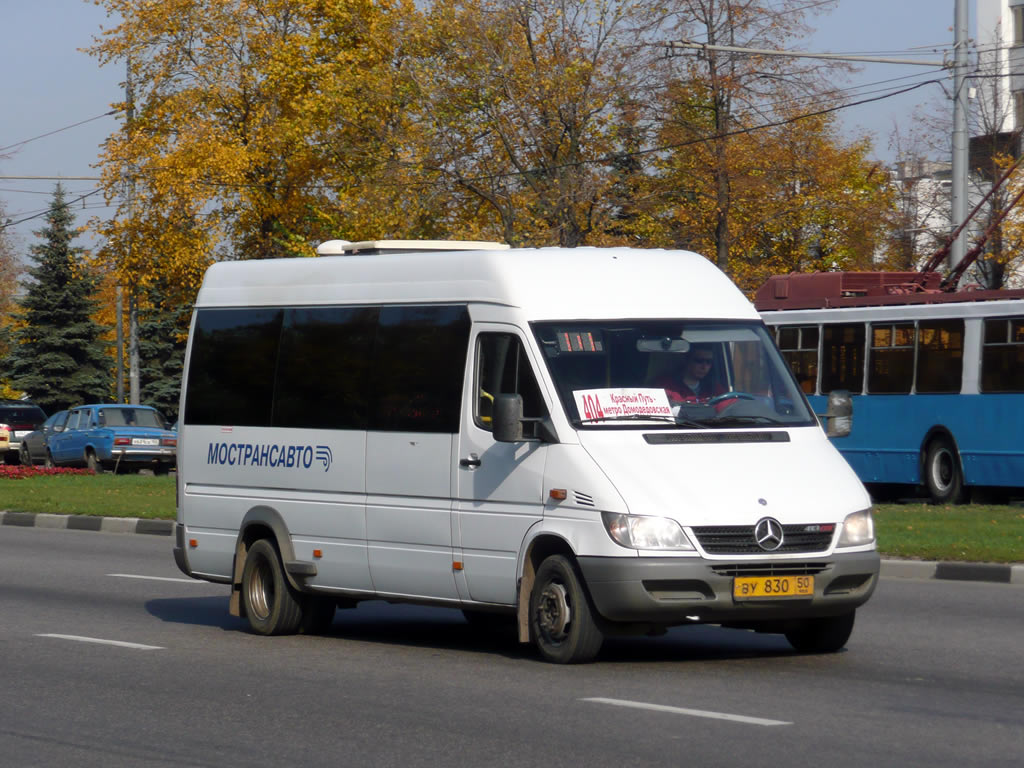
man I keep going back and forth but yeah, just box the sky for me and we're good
[0,0,962,258]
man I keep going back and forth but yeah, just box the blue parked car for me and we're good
[47,404,177,474]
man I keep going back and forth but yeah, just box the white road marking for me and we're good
[35,634,164,650]
[580,697,792,727]
[107,573,198,583]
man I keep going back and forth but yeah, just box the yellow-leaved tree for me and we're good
[413,0,665,247]
[627,0,893,294]
[89,0,432,308]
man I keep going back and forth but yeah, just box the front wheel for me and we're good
[241,539,304,635]
[784,611,856,653]
[924,437,965,504]
[529,555,604,664]
[19,445,32,466]
[44,450,55,469]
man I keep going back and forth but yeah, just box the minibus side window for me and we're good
[274,306,378,430]
[474,333,546,431]
[185,308,283,426]
[369,305,471,433]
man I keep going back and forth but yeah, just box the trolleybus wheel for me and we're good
[924,437,965,504]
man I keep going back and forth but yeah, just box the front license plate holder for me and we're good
[733,575,815,599]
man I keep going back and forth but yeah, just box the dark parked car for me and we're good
[0,400,48,465]
[47,404,177,474]
[19,410,69,466]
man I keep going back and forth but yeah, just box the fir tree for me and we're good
[8,185,110,412]
[137,280,188,424]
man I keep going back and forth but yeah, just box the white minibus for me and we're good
[174,242,879,663]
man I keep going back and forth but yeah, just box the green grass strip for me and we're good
[3,475,1023,562]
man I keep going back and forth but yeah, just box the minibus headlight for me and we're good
[837,509,875,547]
[601,512,695,550]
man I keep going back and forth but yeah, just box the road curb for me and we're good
[0,510,174,536]
[1,511,1020,583]
[881,558,1024,585]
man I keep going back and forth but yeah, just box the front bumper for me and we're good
[578,550,879,626]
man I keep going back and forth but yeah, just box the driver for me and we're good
[655,343,724,403]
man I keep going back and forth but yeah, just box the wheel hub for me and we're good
[537,582,571,640]
[247,559,274,620]
[932,448,953,491]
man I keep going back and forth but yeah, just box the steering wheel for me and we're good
[706,391,757,406]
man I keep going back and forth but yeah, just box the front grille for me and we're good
[711,562,829,577]
[692,524,835,554]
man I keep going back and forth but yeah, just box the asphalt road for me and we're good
[1,525,1022,768]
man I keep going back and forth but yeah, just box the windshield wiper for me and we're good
[703,415,780,427]
[579,414,678,425]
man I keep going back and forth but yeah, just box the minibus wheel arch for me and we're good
[230,506,304,618]
[517,534,575,643]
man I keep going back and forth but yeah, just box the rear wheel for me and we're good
[86,450,104,474]
[529,555,604,664]
[784,611,856,653]
[924,437,965,504]
[241,539,304,635]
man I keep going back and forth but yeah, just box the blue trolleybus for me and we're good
[756,271,1024,503]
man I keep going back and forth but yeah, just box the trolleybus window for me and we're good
[981,317,1024,392]
[916,320,963,393]
[821,323,864,394]
[868,323,914,394]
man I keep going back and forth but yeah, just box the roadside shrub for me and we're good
[0,466,93,480]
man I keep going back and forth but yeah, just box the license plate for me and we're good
[733,575,814,599]
[131,438,160,446]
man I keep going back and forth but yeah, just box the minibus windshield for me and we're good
[532,320,817,429]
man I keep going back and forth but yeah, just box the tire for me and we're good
[924,437,965,504]
[241,539,304,636]
[529,555,604,664]
[86,450,104,474]
[784,611,856,654]
[44,450,55,469]
[19,445,32,466]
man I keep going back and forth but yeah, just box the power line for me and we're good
[0,111,118,154]
[0,188,107,232]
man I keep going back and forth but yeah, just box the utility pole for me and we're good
[950,0,970,269]
[126,57,140,405]
[673,12,968,272]
[116,286,124,403]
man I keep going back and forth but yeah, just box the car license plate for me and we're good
[733,575,814,599]
[131,438,160,446]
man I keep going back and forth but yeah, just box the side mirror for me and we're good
[493,394,524,443]
[824,390,853,438]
